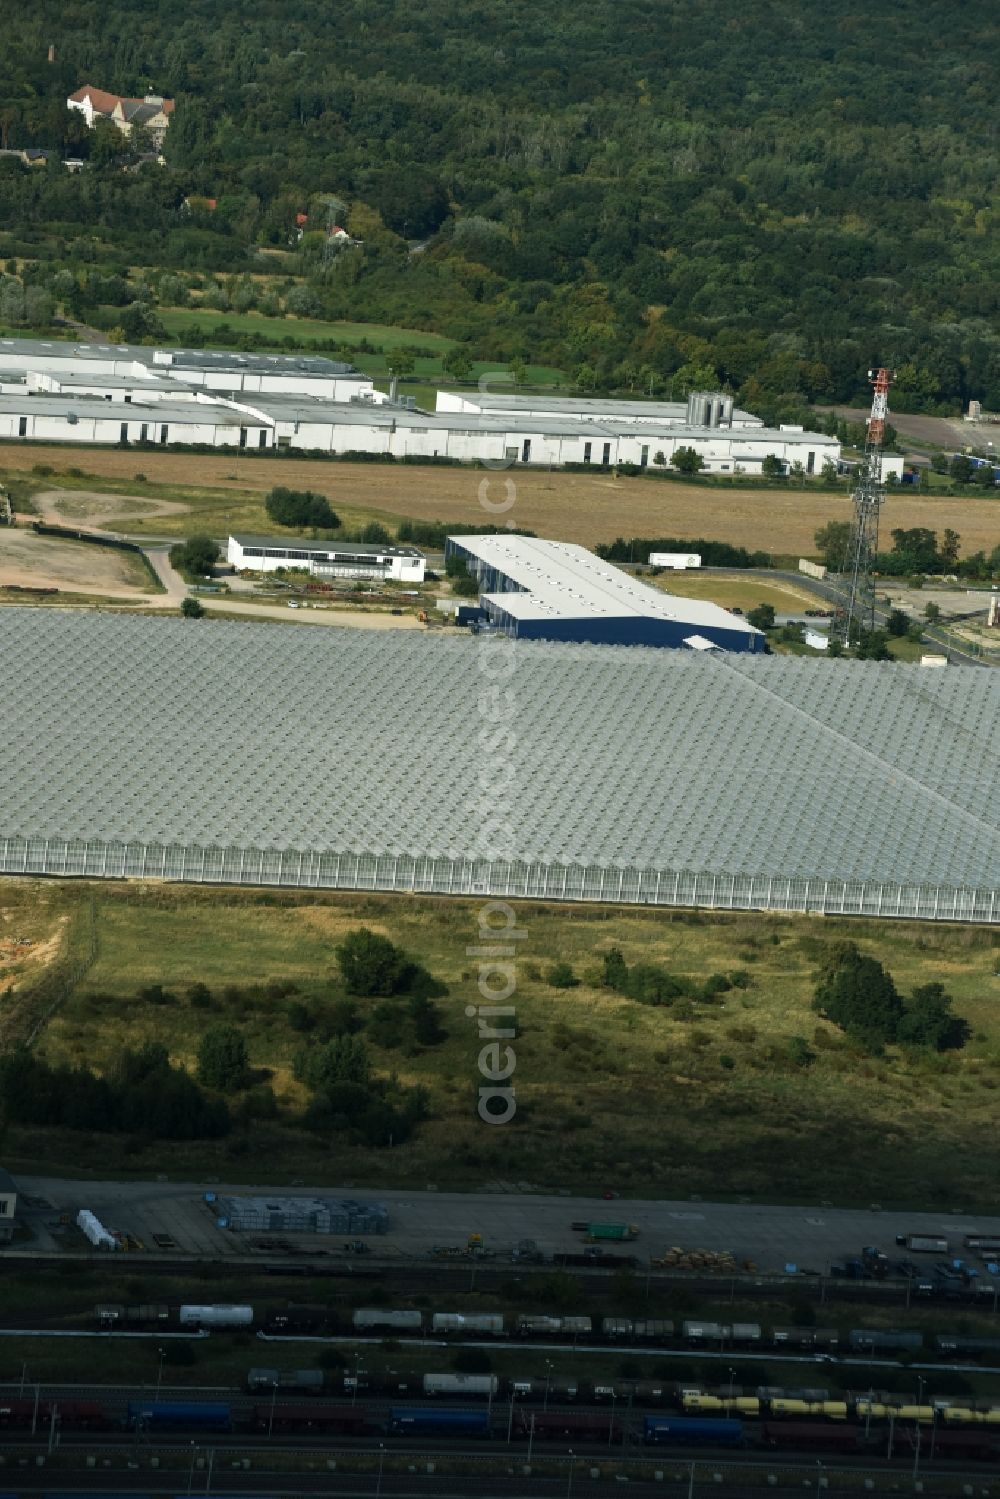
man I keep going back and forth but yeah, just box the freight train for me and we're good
[92,1302,1000,1364]
[4,1391,998,1464]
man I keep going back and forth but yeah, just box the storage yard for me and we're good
[1,609,997,920]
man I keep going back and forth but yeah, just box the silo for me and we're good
[686,391,709,426]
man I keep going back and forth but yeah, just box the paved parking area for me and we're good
[10,1176,1000,1272]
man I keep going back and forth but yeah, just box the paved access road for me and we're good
[13,1177,1000,1271]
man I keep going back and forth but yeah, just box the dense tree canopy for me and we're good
[1,2,999,409]
[814,944,969,1052]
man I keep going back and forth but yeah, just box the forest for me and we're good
[1,1,1000,413]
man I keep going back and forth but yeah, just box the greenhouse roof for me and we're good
[1,610,998,890]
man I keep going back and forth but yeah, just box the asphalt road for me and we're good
[12,1177,1000,1274]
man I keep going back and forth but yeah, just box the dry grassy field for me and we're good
[649,573,820,612]
[4,444,999,552]
[0,526,155,596]
[6,878,1000,1208]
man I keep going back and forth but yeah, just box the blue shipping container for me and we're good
[389,1406,490,1435]
[644,1416,744,1446]
[128,1400,232,1430]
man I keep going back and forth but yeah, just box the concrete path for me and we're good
[13,1176,1000,1273]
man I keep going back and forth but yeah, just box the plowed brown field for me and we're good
[4,443,999,553]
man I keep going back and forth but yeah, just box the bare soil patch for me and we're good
[32,488,190,529]
[0,528,153,596]
[819,406,970,450]
[4,445,999,554]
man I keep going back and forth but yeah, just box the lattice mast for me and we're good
[833,367,892,644]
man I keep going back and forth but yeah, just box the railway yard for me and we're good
[3,1182,1000,1495]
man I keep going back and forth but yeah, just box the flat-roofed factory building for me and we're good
[445,534,764,651]
[228,534,425,583]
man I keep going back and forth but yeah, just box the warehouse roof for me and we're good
[231,534,423,559]
[451,534,763,635]
[0,395,254,425]
[444,393,763,426]
[29,371,191,393]
[237,396,612,436]
[1,610,997,893]
[0,338,359,377]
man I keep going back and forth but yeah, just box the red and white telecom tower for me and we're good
[833,366,892,645]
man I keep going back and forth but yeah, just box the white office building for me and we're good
[228,534,425,583]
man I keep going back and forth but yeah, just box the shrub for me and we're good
[196,1025,249,1091]
[787,1035,816,1068]
[546,961,579,989]
[188,982,213,1010]
[169,534,220,578]
[335,928,408,996]
[265,485,338,529]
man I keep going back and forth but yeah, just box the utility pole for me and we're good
[831,366,892,647]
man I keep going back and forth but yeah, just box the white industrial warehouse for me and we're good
[1,611,997,924]
[0,337,844,473]
[446,534,764,651]
[228,534,426,583]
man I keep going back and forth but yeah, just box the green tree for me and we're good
[442,346,474,383]
[546,961,579,989]
[855,628,891,661]
[924,601,941,623]
[119,301,167,342]
[746,603,776,631]
[387,349,415,378]
[335,928,408,996]
[761,454,785,479]
[671,446,705,475]
[886,608,910,637]
[939,528,961,569]
[169,535,220,578]
[602,947,628,991]
[297,1034,372,1090]
[285,284,322,318]
[813,943,904,1051]
[181,597,204,619]
[787,1035,815,1068]
[265,486,338,529]
[196,1025,248,1091]
[897,983,969,1051]
[814,521,851,570]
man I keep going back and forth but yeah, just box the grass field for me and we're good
[153,306,566,389]
[650,573,819,612]
[6,878,1000,1209]
[21,474,403,542]
[155,307,457,353]
[5,448,999,554]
